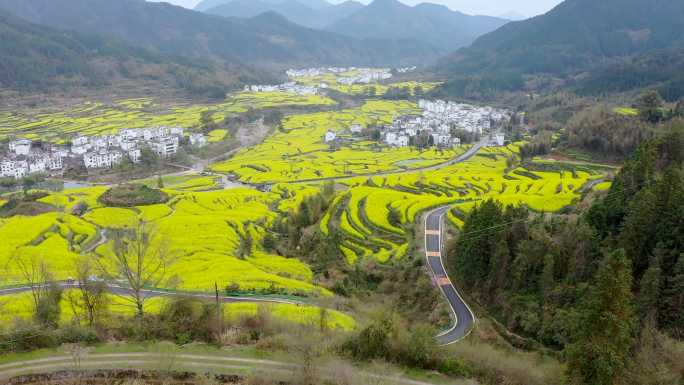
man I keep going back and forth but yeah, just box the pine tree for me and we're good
[566,249,635,385]
[637,257,662,323]
[660,255,684,337]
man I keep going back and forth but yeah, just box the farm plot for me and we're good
[292,71,440,96]
[1,186,330,298]
[0,291,355,330]
[0,92,336,143]
[211,100,466,183]
[318,144,609,263]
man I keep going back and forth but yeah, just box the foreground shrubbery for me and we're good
[99,184,169,207]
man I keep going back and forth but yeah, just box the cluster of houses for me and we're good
[323,99,511,149]
[243,82,318,96]
[379,100,510,148]
[1,127,208,179]
[286,67,393,85]
[395,66,417,74]
[337,68,392,85]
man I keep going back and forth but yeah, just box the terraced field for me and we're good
[0,291,355,331]
[0,92,336,143]
[292,71,440,96]
[319,145,612,263]
[1,182,330,298]
[211,100,466,183]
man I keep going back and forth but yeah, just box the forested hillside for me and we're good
[433,0,684,99]
[325,0,508,51]
[204,0,363,30]
[448,124,684,383]
[0,0,440,67]
[0,10,261,96]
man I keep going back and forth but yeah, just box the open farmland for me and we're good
[211,100,467,183]
[1,185,331,298]
[0,92,336,144]
[318,144,612,263]
[292,70,441,96]
[0,291,355,331]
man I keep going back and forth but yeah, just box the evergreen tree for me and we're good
[450,199,505,289]
[660,255,684,337]
[636,90,665,123]
[566,249,635,385]
[637,257,662,323]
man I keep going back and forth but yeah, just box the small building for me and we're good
[189,133,208,148]
[72,136,89,147]
[84,150,122,169]
[494,133,505,147]
[324,130,337,143]
[128,149,142,163]
[432,134,453,147]
[152,137,179,157]
[350,124,363,134]
[9,139,31,156]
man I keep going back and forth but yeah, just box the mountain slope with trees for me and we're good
[433,0,684,99]
[447,124,683,384]
[0,10,260,96]
[325,0,509,51]
[0,0,440,67]
[204,0,363,30]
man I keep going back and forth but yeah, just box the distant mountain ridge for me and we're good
[324,0,509,51]
[0,9,261,95]
[433,0,684,99]
[195,0,331,12]
[205,0,363,30]
[0,0,442,67]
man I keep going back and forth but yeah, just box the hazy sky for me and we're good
[150,0,564,18]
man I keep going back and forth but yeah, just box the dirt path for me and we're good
[0,352,474,385]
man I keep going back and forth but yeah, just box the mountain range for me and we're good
[434,0,684,99]
[0,9,265,96]
[0,0,442,69]
[201,0,509,51]
[204,0,363,30]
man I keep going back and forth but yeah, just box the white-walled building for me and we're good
[84,150,123,169]
[189,133,208,148]
[324,130,337,143]
[152,137,179,157]
[9,139,32,156]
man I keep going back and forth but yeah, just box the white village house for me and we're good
[324,130,337,143]
[1,125,204,177]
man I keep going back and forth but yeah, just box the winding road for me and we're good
[0,282,303,306]
[424,206,476,345]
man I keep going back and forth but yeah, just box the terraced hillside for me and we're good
[0,92,336,144]
[211,100,467,183]
[318,145,611,264]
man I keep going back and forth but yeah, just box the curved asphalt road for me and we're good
[424,206,476,345]
[0,282,303,306]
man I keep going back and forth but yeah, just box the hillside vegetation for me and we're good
[0,11,258,96]
[0,0,441,68]
[433,0,684,99]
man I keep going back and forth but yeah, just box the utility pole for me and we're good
[215,282,221,343]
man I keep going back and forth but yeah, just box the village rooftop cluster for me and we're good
[247,67,399,97]
[1,127,207,179]
[324,99,511,148]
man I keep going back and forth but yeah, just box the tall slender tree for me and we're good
[566,249,635,385]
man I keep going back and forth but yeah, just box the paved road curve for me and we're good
[0,282,304,306]
[424,206,476,345]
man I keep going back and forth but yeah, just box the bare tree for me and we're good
[11,253,53,312]
[97,220,175,318]
[66,257,108,326]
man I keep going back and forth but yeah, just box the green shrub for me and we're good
[99,184,168,207]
